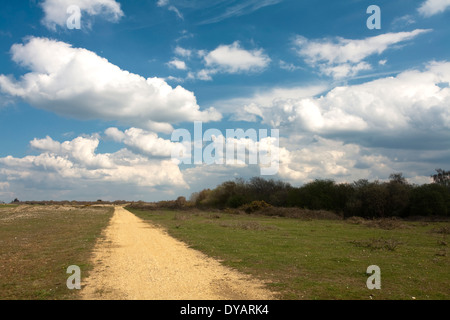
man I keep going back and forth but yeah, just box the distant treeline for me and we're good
[188,170,450,218]
[6,199,128,206]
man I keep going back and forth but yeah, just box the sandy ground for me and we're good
[80,206,275,300]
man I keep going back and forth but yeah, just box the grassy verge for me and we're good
[127,208,449,300]
[0,205,113,300]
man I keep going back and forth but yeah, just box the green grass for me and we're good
[0,205,113,300]
[127,208,450,300]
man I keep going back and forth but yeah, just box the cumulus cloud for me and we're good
[0,182,9,191]
[294,30,431,78]
[418,0,450,17]
[204,41,271,74]
[174,46,192,58]
[178,132,435,188]
[105,127,181,157]
[30,135,114,169]
[40,0,124,30]
[222,61,450,148]
[205,60,450,186]
[321,62,372,79]
[0,37,221,133]
[0,134,188,200]
[275,135,431,184]
[215,85,328,121]
[167,59,187,70]
[178,42,271,81]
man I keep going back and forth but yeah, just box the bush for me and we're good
[240,200,272,214]
[175,196,187,208]
[195,189,213,207]
[226,194,246,208]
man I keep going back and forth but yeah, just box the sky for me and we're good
[0,0,449,202]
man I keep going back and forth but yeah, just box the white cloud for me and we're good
[215,85,328,121]
[198,0,282,25]
[220,61,450,145]
[279,60,301,72]
[157,0,169,6]
[391,15,416,29]
[167,59,187,70]
[174,46,192,58]
[204,41,271,74]
[178,132,436,187]
[418,0,450,17]
[157,0,183,19]
[321,62,372,79]
[165,76,184,83]
[186,41,271,80]
[294,30,431,78]
[0,182,9,191]
[105,127,181,157]
[30,135,114,169]
[196,69,216,81]
[265,133,440,186]
[277,136,362,182]
[0,134,188,198]
[168,6,184,19]
[40,0,124,30]
[0,37,221,133]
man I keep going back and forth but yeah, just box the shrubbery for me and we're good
[240,200,272,213]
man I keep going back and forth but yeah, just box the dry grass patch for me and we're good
[0,205,113,300]
[430,226,450,235]
[349,238,402,251]
[346,217,408,230]
[257,207,342,220]
[218,221,278,231]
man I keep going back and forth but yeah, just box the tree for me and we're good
[389,173,407,185]
[345,181,389,218]
[432,169,450,188]
[195,189,212,206]
[293,179,337,211]
[175,196,187,208]
[409,184,448,216]
[387,173,411,217]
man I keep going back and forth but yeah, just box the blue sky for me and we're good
[0,0,449,201]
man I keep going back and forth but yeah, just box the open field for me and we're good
[0,205,113,300]
[127,208,450,300]
[1,203,448,300]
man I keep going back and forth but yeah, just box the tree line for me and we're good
[189,170,450,218]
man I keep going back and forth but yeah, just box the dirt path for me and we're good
[80,206,275,300]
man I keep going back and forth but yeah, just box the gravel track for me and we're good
[81,206,275,300]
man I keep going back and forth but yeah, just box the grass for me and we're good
[0,205,113,300]
[127,208,450,300]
